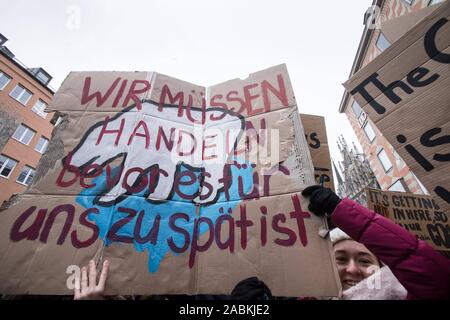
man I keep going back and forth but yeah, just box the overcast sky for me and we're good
[1,0,371,178]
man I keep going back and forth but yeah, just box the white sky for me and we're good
[1,0,370,179]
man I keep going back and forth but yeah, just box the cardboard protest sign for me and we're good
[366,188,450,252]
[0,65,341,296]
[301,114,335,191]
[343,2,450,213]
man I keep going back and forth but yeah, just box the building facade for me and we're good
[338,0,444,194]
[0,34,57,205]
[335,136,380,206]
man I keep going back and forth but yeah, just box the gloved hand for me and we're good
[301,185,341,217]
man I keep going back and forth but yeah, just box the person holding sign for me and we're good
[74,260,109,300]
[302,186,450,300]
[328,228,407,299]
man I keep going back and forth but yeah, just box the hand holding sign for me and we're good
[301,185,341,217]
[0,66,342,297]
[74,260,109,300]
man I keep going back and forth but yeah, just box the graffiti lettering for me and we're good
[57,155,290,204]
[10,205,99,249]
[81,77,151,110]
[210,74,289,116]
[11,195,310,269]
[63,100,245,206]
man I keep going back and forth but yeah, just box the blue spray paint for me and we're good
[76,157,253,272]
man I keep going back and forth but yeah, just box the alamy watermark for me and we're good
[66,4,81,30]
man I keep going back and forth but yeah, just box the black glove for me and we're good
[301,185,341,217]
[231,277,273,300]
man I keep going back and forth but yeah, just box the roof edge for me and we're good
[338,0,385,113]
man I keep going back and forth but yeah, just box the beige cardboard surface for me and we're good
[366,188,450,251]
[301,114,335,191]
[344,3,450,213]
[48,71,153,112]
[0,65,341,296]
[0,195,104,294]
[208,64,295,118]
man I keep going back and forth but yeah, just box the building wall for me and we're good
[343,0,437,194]
[0,53,54,204]
[363,0,433,67]
[345,97,425,193]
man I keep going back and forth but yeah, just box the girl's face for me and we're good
[334,240,380,290]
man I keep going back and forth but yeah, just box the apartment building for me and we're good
[338,0,445,194]
[0,33,57,204]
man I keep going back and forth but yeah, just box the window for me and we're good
[412,172,428,194]
[388,179,407,192]
[12,124,35,145]
[376,32,391,52]
[10,84,33,105]
[50,112,63,126]
[377,149,393,172]
[31,99,48,118]
[0,34,6,45]
[54,116,63,126]
[0,155,17,178]
[351,101,363,118]
[16,166,35,186]
[363,122,376,143]
[35,136,49,154]
[393,150,406,169]
[0,71,11,90]
[36,71,50,85]
[428,0,445,5]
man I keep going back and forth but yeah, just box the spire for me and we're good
[352,141,359,154]
[333,161,343,185]
[334,136,379,205]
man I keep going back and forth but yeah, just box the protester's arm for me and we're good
[74,260,109,300]
[302,186,450,300]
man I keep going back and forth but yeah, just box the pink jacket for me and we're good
[332,198,450,300]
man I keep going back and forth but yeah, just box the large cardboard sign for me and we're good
[344,3,450,213]
[0,65,341,296]
[301,114,335,191]
[366,188,450,251]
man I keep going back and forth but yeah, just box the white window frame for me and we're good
[388,179,407,192]
[34,136,49,154]
[0,70,12,90]
[54,116,63,126]
[36,71,50,84]
[12,124,36,145]
[351,100,363,118]
[9,84,33,106]
[412,172,428,194]
[428,0,445,5]
[0,155,18,179]
[377,149,393,172]
[393,150,406,169]
[31,99,48,119]
[363,121,376,143]
[376,32,391,52]
[401,0,414,6]
[16,165,35,186]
